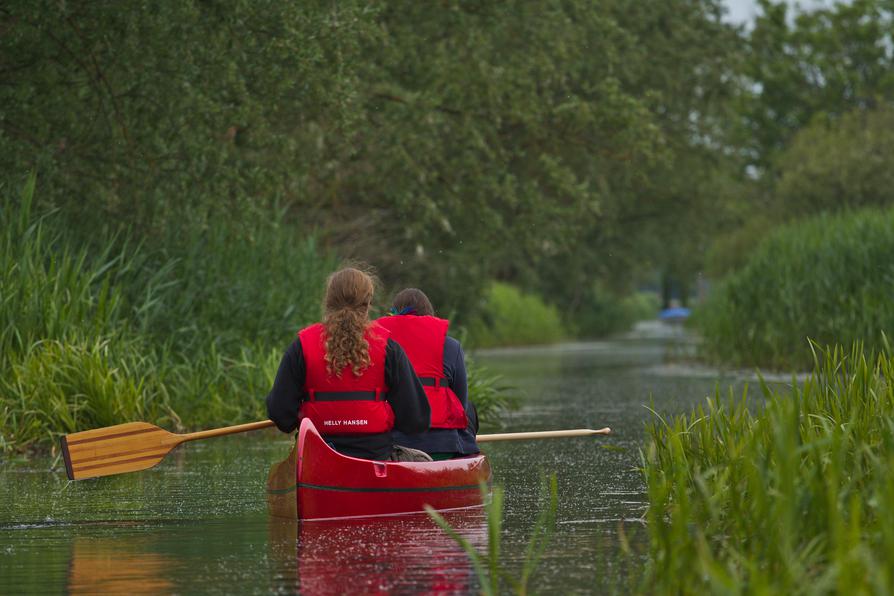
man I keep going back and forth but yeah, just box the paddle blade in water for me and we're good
[60,422,180,481]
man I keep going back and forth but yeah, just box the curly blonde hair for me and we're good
[322,267,376,377]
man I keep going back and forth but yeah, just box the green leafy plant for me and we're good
[640,342,894,593]
[465,357,518,432]
[466,283,567,348]
[697,207,894,369]
[427,475,558,595]
[0,180,514,452]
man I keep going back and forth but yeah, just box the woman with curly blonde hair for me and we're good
[266,267,431,461]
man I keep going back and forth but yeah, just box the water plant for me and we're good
[465,357,518,431]
[427,475,558,595]
[640,342,894,593]
[696,207,894,369]
[0,178,514,452]
[0,177,331,451]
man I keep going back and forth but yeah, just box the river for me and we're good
[0,323,742,594]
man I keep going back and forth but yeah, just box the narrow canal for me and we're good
[0,324,740,593]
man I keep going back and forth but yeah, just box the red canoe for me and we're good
[266,418,492,520]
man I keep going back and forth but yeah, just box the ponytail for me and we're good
[321,268,376,377]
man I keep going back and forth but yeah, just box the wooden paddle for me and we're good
[60,420,276,481]
[61,421,611,481]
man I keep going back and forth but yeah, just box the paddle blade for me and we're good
[60,422,180,481]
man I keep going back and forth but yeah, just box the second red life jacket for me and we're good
[376,315,468,430]
[297,322,394,435]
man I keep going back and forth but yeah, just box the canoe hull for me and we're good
[268,419,491,521]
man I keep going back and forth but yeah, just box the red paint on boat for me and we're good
[294,418,491,520]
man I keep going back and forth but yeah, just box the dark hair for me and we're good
[390,288,434,317]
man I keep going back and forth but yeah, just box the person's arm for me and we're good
[265,340,306,433]
[445,336,478,434]
[384,339,430,434]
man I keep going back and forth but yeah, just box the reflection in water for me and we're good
[3,330,740,593]
[270,511,486,595]
[67,537,179,594]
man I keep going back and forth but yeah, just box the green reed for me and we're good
[697,207,894,369]
[428,475,558,595]
[0,177,332,451]
[1,177,513,452]
[465,357,518,431]
[641,342,894,593]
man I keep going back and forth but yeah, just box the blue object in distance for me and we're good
[659,307,691,320]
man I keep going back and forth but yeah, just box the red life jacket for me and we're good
[297,322,394,435]
[376,315,468,430]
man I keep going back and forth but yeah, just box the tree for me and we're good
[774,106,894,217]
[741,0,894,167]
[0,1,374,230]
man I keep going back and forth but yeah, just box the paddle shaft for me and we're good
[181,421,611,443]
[477,428,611,442]
[179,419,276,443]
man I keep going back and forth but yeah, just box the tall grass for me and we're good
[427,475,558,595]
[0,177,333,451]
[696,207,894,369]
[0,178,514,452]
[465,357,518,431]
[0,176,128,358]
[640,342,894,593]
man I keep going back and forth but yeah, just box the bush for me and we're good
[574,288,660,338]
[466,283,567,348]
[696,207,894,369]
[465,357,518,431]
[774,107,894,219]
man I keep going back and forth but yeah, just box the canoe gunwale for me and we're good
[266,419,491,520]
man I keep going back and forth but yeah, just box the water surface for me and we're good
[1,323,744,593]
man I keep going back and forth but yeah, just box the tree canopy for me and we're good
[9,0,887,323]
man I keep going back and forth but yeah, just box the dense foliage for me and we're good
[696,208,894,369]
[466,283,568,348]
[642,344,894,593]
[0,180,332,451]
[0,0,740,323]
[774,106,894,218]
[708,0,894,276]
[740,0,894,167]
[0,182,509,451]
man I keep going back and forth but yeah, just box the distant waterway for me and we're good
[0,322,757,593]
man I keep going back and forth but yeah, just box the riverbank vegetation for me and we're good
[0,183,513,452]
[0,180,329,451]
[694,1,894,368]
[466,283,568,348]
[466,284,659,348]
[641,343,894,592]
[437,343,894,592]
[697,208,894,369]
[4,0,894,437]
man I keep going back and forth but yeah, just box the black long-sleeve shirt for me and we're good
[392,336,480,455]
[266,338,430,460]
